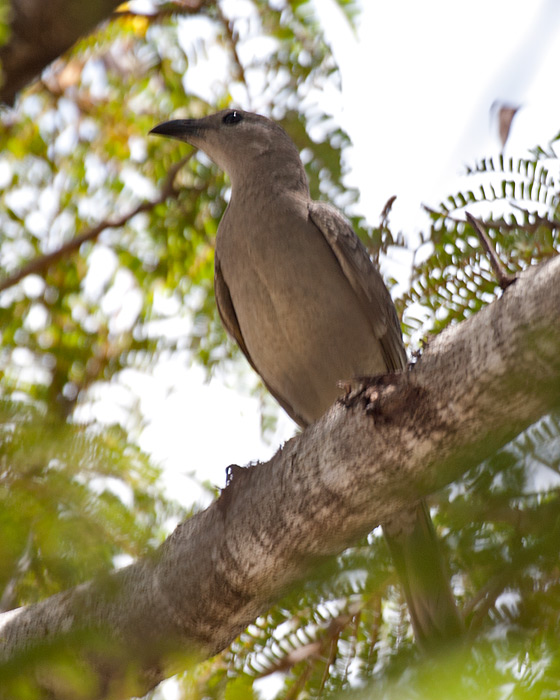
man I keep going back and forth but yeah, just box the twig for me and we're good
[112,0,208,21]
[0,531,33,613]
[0,153,193,294]
[215,4,251,107]
[318,621,342,696]
[465,213,517,290]
[284,662,315,700]
[367,595,381,664]
[379,195,397,229]
[342,611,360,686]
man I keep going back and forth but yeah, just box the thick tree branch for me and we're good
[0,1,208,105]
[0,257,559,699]
[0,0,122,105]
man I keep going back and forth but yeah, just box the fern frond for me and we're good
[403,151,560,338]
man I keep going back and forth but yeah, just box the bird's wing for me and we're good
[308,201,407,371]
[214,253,308,428]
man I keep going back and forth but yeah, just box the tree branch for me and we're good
[0,0,210,105]
[0,0,122,105]
[112,2,206,22]
[0,257,559,699]
[0,153,192,294]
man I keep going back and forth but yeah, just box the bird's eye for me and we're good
[223,110,243,125]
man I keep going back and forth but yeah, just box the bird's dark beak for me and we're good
[149,119,201,142]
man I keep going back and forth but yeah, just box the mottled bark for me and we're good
[0,257,559,699]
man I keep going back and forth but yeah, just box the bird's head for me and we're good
[150,109,307,192]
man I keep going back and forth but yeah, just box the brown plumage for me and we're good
[151,109,463,650]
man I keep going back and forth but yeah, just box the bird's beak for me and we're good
[149,119,202,143]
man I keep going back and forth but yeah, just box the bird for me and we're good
[150,108,463,650]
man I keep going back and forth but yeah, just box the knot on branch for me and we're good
[217,464,252,517]
[338,373,427,425]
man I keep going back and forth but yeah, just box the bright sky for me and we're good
[138,0,560,514]
[324,0,560,266]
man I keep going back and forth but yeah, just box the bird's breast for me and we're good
[216,202,386,424]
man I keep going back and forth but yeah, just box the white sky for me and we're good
[324,0,560,257]
[139,0,560,513]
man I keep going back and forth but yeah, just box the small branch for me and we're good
[112,2,207,22]
[0,531,34,613]
[379,195,397,229]
[367,595,382,664]
[215,4,251,107]
[284,662,315,700]
[0,153,193,294]
[463,569,512,631]
[465,213,517,290]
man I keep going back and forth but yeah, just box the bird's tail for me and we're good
[383,500,464,652]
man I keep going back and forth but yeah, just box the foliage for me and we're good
[401,151,560,335]
[0,1,559,699]
[0,398,181,610]
[341,632,560,699]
